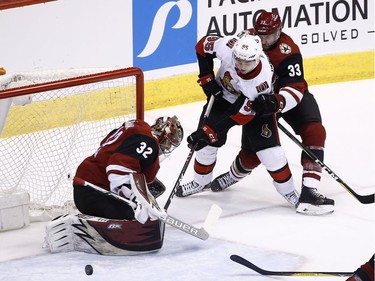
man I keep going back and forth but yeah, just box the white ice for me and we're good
[0,79,374,281]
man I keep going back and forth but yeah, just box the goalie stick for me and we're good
[230,254,353,277]
[74,177,219,240]
[278,122,375,204]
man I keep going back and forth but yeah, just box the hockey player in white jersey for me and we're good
[176,34,300,208]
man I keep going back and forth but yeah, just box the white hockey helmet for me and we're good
[232,35,263,74]
[151,116,183,155]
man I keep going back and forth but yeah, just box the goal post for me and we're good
[0,67,144,225]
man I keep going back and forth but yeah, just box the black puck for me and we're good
[85,264,93,275]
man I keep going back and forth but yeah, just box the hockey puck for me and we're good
[85,264,93,275]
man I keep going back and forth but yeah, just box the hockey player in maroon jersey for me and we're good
[44,116,184,255]
[73,117,184,222]
[208,11,334,215]
[347,255,374,281]
[176,34,300,208]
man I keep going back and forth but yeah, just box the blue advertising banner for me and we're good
[133,0,197,71]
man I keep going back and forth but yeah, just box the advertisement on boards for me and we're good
[0,0,373,75]
[198,0,374,57]
[133,0,374,73]
[133,0,198,71]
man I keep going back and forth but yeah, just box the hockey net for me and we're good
[0,67,144,221]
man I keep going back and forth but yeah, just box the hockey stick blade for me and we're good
[162,204,222,240]
[74,177,212,240]
[202,204,222,234]
[278,122,374,204]
[230,254,352,277]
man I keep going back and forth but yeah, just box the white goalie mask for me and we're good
[232,35,263,74]
[151,116,183,155]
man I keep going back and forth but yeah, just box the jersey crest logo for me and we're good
[220,71,239,95]
[279,43,292,54]
[261,124,272,138]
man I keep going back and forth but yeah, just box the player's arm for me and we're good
[107,134,164,223]
[251,53,306,115]
[195,35,224,99]
[107,134,159,195]
[275,53,306,112]
[187,94,255,150]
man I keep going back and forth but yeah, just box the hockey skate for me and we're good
[176,181,208,197]
[296,186,334,216]
[283,190,300,207]
[208,172,238,192]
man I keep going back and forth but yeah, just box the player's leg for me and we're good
[208,142,260,192]
[209,115,299,207]
[176,100,231,197]
[73,183,135,220]
[282,90,334,214]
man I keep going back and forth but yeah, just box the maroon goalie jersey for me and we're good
[75,119,160,191]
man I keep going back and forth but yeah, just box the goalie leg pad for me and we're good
[44,214,165,255]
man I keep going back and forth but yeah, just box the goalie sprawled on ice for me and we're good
[45,116,183,255]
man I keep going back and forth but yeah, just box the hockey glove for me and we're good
[187,124,219,151]
[148,178,166,198]
[251,94,285,116]
[197,74,223,99]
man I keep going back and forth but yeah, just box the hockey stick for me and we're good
[230,254,352,277]
[278,122,375,204]
[163,95,215,210]
[74,176,212,240]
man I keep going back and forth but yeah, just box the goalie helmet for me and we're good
[254,11,282,50]
[151,116,183,155]
[232,35,262,74]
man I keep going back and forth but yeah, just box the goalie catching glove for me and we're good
[251,94,285,116]
[187,124,219,151]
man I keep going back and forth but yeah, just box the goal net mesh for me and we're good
[0,67,144,221]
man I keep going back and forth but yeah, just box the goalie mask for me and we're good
[151,116,183,155]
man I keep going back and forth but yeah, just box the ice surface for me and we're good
[0,79,374,281]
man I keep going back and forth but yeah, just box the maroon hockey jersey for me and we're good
[246,29,308,109]
[75,120,160,191]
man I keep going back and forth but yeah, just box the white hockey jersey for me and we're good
[199,35,275,121]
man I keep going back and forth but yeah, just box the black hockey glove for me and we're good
[251,94,285,116]
[187,124,219,151]
[197,74,223,100]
